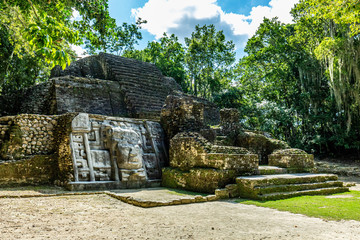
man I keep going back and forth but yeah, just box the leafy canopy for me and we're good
[0,0,116,69]
[185,24,236,98]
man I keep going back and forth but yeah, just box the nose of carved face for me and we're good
[128,146,142,161]
[117,145,143,169]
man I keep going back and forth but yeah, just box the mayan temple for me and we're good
[0,53,349,199]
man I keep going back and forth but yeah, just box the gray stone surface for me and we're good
[1,53,182,120]
[69,113,168,187]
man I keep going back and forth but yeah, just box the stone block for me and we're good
[162,167,238,193]
[215,188,229,199]
[236,130,290,165]
[160,93,220,140]
[268,148,314,171]
[169,132,258,173]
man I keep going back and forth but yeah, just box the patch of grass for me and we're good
[166,188,208,196]
[236,191,360,221]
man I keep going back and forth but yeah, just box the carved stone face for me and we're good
[100,123,145,182]
[109,126,144,170]
[117,144,143,169]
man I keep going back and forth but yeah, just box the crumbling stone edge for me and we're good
[0,191,221,208]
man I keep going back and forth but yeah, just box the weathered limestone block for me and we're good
[219,108,242,136]
[169,132,258,173]
[215,188,230,199]
[161,93,220,140]
[236,131,290,165]
[51,55,106,79]
[268,148,314,171]
[90,150,111,181]
[0,155,57,186]
[162,167,238,193]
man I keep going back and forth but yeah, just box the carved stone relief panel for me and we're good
[69,113,167,185]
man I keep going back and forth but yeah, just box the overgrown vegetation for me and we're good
[237,190,360,221]
[1,0,359,158]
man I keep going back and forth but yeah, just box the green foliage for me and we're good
[213,87,246,110]
[185,24,236,98]
[122,24,236,98]
[86,19,145,55]
[0,25,51,93]
[0,0,116,69]
[0,0,116,93]
[293,0,360,133]
[238,191,360,221]
[234,14,360,155]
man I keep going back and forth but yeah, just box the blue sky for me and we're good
[74,0,299,58]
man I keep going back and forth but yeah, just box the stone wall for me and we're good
[0,114,61,186]
[169,132,258,172]
[160,93,220,141]
[268,148,314,171]
[0,112,169,187]
[236,131,290,165]
[53,76,128,116]
[0,155,57,186]
[1,53,182,120]
[51,53,182,119]
[0,114,57,160]
[0,82,55,116]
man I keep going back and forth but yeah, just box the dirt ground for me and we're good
[0,183,359,240]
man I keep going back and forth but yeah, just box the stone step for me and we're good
[137,112,160,120]
[256,166,287,175]
[113,72,163,81]
[112,67,161,76]
[236,173,338,186]
[259,187,349,201]
[108,60,161,73]
[124,90,168,101]
[214,136,230,146]
[130,102,163,111]
[236,173,348,200]
[209,146,251,154]
[126,95,166,106]
[121,87,169,99]
[128,101,164,111]
[125,97,164,107]
[117,77,170,92]
[255,180,344,195]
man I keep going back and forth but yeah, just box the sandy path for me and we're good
[0,194,359,240]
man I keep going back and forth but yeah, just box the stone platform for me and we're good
[235,173,349,200]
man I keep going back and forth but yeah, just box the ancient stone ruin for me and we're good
[0,53,349,200]
[0,53,181,119]
[0,53,174,190]
[160,96,349,199]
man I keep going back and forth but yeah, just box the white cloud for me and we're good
[71,44,89,59]
[71,9,81,21]
[132,0,222,39]
[132,0,299,51]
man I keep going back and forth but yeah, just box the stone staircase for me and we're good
[100,53,175,119]
[235,173,348,200]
